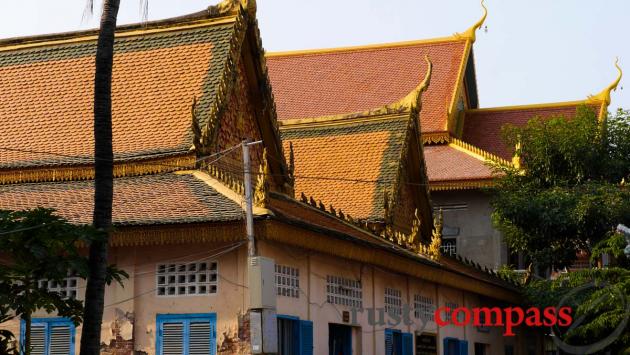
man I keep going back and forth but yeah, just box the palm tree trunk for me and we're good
[80,1,120,354]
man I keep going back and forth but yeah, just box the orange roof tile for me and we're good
[462,104,601,160]
[0,173,243,225]
[267,40,468,133]
[0,22,236,168]
[424,144,493,182]
[280,117,409,221]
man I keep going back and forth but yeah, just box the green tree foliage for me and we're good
[491,107,630,352]
[0,208,127,354]
[525,243,629,353]
[491,107,630,270]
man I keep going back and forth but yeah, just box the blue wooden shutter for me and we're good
[401,332,413,355]
[384,329,394,355]
[161,322,184,355]
[459,339,469,355]
[299,320,313,355]
[49,323,72,355]
[29,323,47,355]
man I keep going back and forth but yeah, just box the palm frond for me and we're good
[82,0,94,23]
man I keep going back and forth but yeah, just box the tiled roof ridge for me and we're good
[0,0,250,51]
[266,36,467,59]
[0,153,195,185]
[266,1,488,59]
[466,100,597,113]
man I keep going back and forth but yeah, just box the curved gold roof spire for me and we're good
[588,58,622,105]
[454,0,488,42]
[396,56,433,110]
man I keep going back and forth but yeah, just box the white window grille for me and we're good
[414,294,435,321]
[441,238,457,256]
[384,288,402,317]
[156,261,218,297]
[38,273,79,300]
[445,301,464,322]
[275,264,300,298]
[326,275,362,308]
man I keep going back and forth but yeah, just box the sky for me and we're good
[0,0,627,111]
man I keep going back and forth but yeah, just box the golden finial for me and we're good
[428,209,443,260]
[512,140,522,169]
[588,58,623,106]
[454,0,488,43]
[396,56,433,110]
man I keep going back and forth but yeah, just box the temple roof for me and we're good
[280,114,411,221]
[0,11,238,170]
[0,172,244,226]
[267,39,468,133]
[425,144,492,182]
[462,102,602,160]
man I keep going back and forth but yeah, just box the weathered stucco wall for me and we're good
[7,239,536,354]
[431,189,508,270]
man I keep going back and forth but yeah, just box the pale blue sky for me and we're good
[1,0,627,111]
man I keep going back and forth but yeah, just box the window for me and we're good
[384,329,413,355]
[443,338,468,355]
[445,302,464,323]
[156,261,218,297]
[441,238,457,256]
[38,273,79,300]
[156,314,216,355]
[413,294,435,321]
[329,324,352,355]
[384,288,402,317]
[276,315,313,355]
[276,265,299,298]
[20,318,75,355]
[326,275,362,308]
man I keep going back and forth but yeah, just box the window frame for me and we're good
[155,313,217,355]
[20,317,76,355]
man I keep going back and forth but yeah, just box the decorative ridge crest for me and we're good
[207,163,245,196]
[588,57,623,106]
[454,0,487,43]
[213,0,256,17]
[296,190,441,260]
[449,137,511,166]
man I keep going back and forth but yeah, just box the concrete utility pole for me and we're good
[242,139,277,354]
[242,139,262,257]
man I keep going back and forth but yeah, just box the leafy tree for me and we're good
[491,107,630,271]
[491,107,630,352]
[0,208,127,355]
[525,234,629,353]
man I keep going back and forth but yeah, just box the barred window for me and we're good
[275,264,299,298]
[414,294,435,321]
[156,261,218,297]
[326,275,362,308]
[441,238,457,256]
[384,288,402,317]
[38,272,79,299]
[445,301,464,322]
